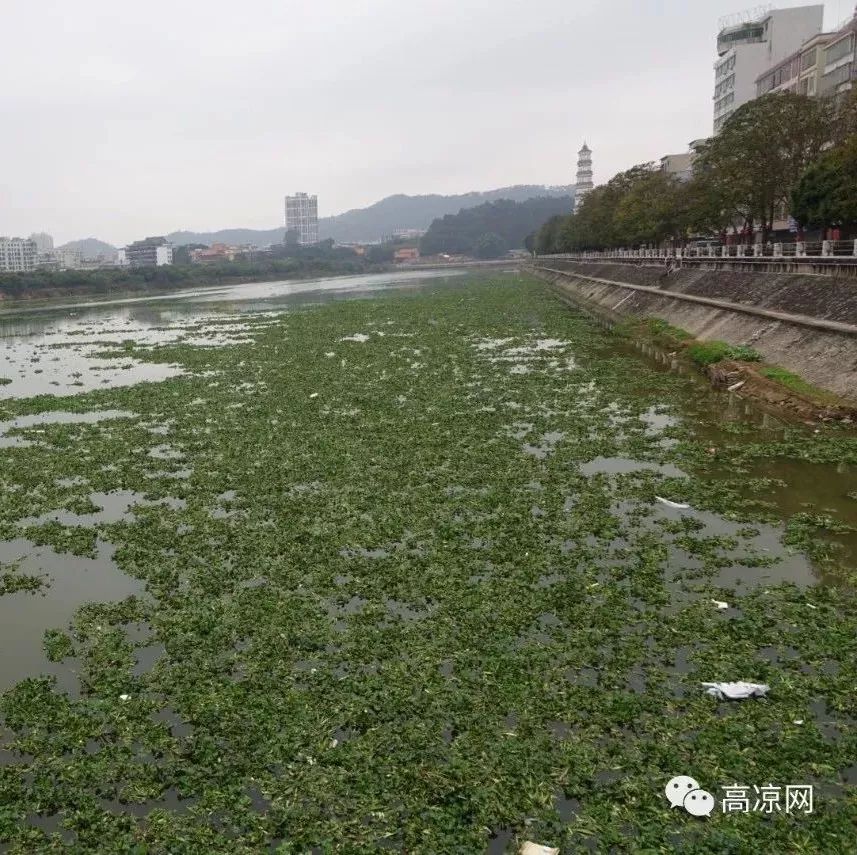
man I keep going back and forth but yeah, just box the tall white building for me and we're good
[713,5,824,133]
[0,237,38,273]
[284,192,319,245]
[573,142,593,211]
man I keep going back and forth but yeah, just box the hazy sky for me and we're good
[1,0,848,244]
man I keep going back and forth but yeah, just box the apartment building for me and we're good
[28,232,54,253]
[284,193,319,246]
[36,247,83,271]
[125,236,173,268]
[713,5,824,133]
[660,152,695,182]
[0,237,38,273]
[819,14,857,97]
[756,32,833,97]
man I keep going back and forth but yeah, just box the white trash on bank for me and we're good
[520,843,559,855]
[701,681,770,700]
[711,599,729,610]
[727,380,746,392]
[655,496,690,509]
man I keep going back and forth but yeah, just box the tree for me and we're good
[534,216,564,254]
[791,135,857,232]
[694,93,831,243]
[366,244,394,263]
[420,196,573,256]
[473,232,507,259]
[613,166,686,246]
[172,243,208,265]
[832,88,857,146]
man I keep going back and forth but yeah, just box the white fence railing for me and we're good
[539,239,857,261]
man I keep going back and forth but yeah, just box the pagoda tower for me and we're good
[573,142,593,210]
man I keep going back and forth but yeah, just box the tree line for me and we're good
[0,254,374,300]
[532,92,857,254]
[421,196,573,258]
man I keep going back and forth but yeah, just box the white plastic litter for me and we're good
[119,694,130,701]
[807,603,818,610]
[520,844,559,855]
[309,393,319,398]
[727,380,746,392]
[701,681,770,700]
[793,719,804,725]
[655,496,690,509]
[711,599,729,610]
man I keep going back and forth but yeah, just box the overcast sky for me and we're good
[0,0,848,245]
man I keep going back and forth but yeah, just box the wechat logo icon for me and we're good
[665,776,715,817]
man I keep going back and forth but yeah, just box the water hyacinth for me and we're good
[0,274,855,853]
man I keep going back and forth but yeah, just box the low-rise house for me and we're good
[393,247,420,263]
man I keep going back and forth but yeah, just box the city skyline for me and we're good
[0,0,851,245]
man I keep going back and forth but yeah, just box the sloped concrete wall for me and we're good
[532,260,857,400]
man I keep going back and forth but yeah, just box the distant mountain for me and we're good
[57,237,117,259]
[318,185,574,244]
[166,185,573,247]
[166,228,285,248]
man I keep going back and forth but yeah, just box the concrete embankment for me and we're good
[531,259,857,401]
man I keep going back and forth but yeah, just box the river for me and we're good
[1,269,855,851]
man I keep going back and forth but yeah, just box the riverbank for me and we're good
[1,274,856,852]
[532,260,857,408]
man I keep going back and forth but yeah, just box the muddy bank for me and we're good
[532,260,857,401]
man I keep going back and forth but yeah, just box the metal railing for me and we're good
[539,239,857,262]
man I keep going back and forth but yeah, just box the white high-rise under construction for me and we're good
[573,142,593,211]
[284,192,319,245]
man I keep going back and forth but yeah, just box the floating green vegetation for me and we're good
[0,275,856,853]
[0,564,46,596]
[0,377,12,386]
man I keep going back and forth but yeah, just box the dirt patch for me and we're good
[706,360,857,423]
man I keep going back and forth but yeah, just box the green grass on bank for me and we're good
[758,364,841,402]
[686,340,762,366]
